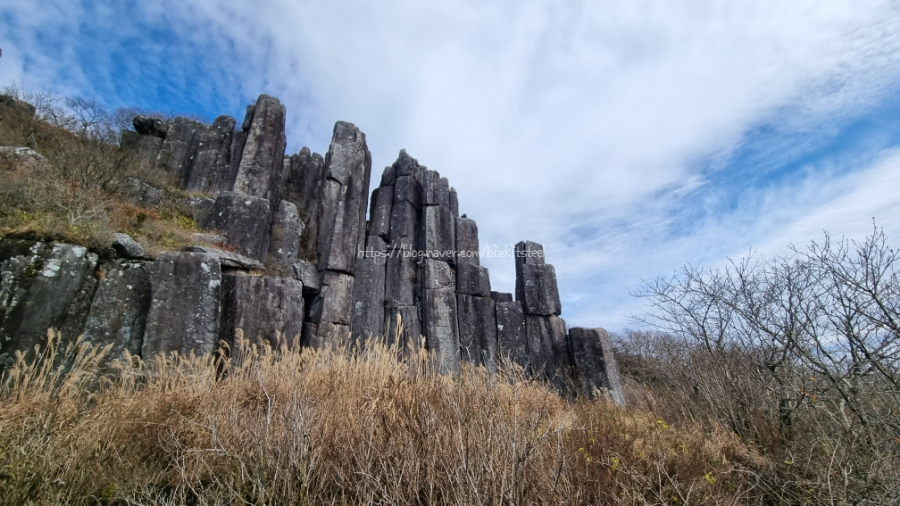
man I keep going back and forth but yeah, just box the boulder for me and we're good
[81,260,151,362]
[204,192,272,261]
[567,327,625,405]
[521,263,562,316]
[220,275,304,362]
[0,242,99,366]
[457,294,498,371]
[316,122,372,274]
[142,251,222,357]
[111,233,145,259]
[233,95,287,202]
[120,177,162,208]
[132,115,167,138]
[456,262,491,296]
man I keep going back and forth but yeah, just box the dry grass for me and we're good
[0,331,760,505]
[0,88,207,256]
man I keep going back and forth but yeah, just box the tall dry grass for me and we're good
[0,331,759,505]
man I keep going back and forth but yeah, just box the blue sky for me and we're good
[4,1,900,330]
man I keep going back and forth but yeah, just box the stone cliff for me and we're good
[0,93,623,403]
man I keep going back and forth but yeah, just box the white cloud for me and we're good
[4,0,900,331]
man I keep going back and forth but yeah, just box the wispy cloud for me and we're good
[3,1,900,330]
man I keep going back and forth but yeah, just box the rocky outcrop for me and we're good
[142,251,222,357]
[568,327,625,405]
[82,260,151,362]
[220,275,304,363]
[0,242,99,365]
[0,93,624,404]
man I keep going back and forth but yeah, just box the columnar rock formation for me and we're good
[0,93,624,404]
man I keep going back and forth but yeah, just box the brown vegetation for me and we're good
[0,86,202,256]
[0,332,759,505]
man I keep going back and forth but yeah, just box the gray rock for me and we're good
[155,116,204,179]
[369,186,393,241]
[525,315,569,389]
[220,275,304,362]
[392,149,421,178]
[495,300,527,370]
[233,95,287,201]
[0,146,44,160]
[183,115,236,193]
[424,205,455,262]
[350,237,387,342]
[266,200,304,272]
[121,132,164,164]
[308,270,354,326]
[424,170,450,208]
[283,148,325,218]
[394,175,423,210]
[449,187,459,218]
[133,115,168,138]
[424,287,459,373]
[204,192,272,261]
[120,177,162,208]
[384,304,421,350]
[142,251,222,357]
[567,327,625,405]
[515,240,546,303]
[111,233,145,259]
[456,217,480,266]
[0,94,36,118]
[316,122,372,274]
[490,291,513,303]
[292,260,320,295]
[456,262,491,296]
[384,245,418,306]
[457,294,498,371]
[180,246,264,270]
[0,242,99,365]
[380,165,396,187]
[184,197,216,225]
[81,260,151,363]
[303,321,351,350]
[521,263,562,316]
[388,200,419,249]
[423,259,454,290]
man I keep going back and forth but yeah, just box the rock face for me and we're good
[204,192,272,261]
[568,327,625,405]
[0,93,625,404]
[0,242,99,366]
[142,252,222,357]
[82,260,151,362]
[219,275,304,362]
[233,95,287,203]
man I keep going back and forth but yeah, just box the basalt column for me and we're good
[305,122,372,349]
[455,217,497,370]
[514,241,568,389]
